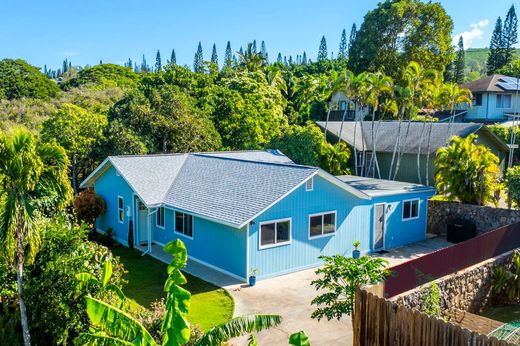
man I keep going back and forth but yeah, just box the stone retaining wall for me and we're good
[392,250,514,314]
[427,200,520,235]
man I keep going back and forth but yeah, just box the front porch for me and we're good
[135,243,243,287]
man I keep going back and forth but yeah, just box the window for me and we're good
[117,196,124,223]
[402,199,419,220]
[339,101,347,111]
[156,207,165,228]
[473,93,482,106]
[497,94,512,108]
[306,177,314,191]
[259,218,291,249]
[175,211,193,238]
[309,211,336,238]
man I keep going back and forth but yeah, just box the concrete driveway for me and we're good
[225,268,352,346]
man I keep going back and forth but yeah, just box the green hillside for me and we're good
[465,48,520,81]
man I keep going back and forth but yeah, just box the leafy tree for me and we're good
[156,50,162,72]
[488,17,505,74]
[503,5,518,67]
[170,49,177,65]
[348,0,453,80]
[338,29,347,60]
[193,42,204,73]
[0,59,59,100]
[211,43,218,68]
[506,166,520,208]
[109,86,221,153]
[73,190,106,229]
[63,64,140,89]
[224,41,232,68]
[311,255,390,321]
[0,128,72,346]
[435,134,501,205]
[269,123,325,166]
[317,36,328,62]
[454,36,465,84]
[41,104,108,193]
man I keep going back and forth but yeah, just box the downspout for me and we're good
[246,223,250,283]
[142,207,158,256]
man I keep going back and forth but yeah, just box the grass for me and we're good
[480,304,520,323]
[111,246,234,331]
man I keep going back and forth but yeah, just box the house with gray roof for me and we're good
[317,121,509,186]
[459,74,520,122]
[81,150,435,281]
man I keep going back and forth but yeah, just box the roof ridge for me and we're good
[191,152,317,170]
[110,153,188,159]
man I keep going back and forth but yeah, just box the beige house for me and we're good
[327,91,369,121]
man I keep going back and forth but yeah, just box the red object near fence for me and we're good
[384,222,520,298]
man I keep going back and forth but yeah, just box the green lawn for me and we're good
[111,246,234,331]
[480,305,520,323]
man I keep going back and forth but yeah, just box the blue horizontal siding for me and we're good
[249,175,373,279]
[94,166,134,245]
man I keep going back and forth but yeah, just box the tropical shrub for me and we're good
[435,134,501,205]
[422,282,441,317]
[311,255,390,321]
[506,166,520,208]
[0,218,125,345]
[74,190,106,227]
[492,250,520,302]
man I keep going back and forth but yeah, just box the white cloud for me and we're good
[452,19,489,48]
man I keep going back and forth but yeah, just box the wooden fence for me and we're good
[353,288,513,346]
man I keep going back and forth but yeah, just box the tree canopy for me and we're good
[0,59,60,100]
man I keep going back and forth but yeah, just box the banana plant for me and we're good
[76,260,126,301]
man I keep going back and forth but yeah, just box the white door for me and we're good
[373,204,385,250]
[138,201,148,244]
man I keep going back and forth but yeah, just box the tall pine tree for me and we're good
[348,24,357,59]
[140,54,148,72]
[338,29,347,59]
[317,36,328,61]
[454,36,465,84]
[277,53,283,63]
[261,41,268,61]
[211,43,218,68]
[503,5,518,66]
[224,41,232,67]
[193,42,204,73]
[302,51,307,64]
[252,40,257,53]
[155,50,162,71]
[487,17,504,74]
[170,49,176,65]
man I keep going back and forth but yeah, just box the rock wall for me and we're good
[392,251,514,313]
[428,200,520,235]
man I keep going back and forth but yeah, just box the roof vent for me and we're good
[306,177,314,191]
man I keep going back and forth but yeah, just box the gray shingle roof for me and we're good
[317,121,493,154]
[336,175,435,197]
[460,74,508,93]
[164,154,317,227]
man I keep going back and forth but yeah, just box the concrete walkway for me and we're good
[138,236,452,345]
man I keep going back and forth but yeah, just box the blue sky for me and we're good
[0,0,516,70]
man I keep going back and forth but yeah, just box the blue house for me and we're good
[81,150,435,281]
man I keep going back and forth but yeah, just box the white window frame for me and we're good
[258,218,292,250]
[117,196,124,224]
[308,211,337,239]
[402,199,420,221]
[306,177,314,192]
[497,94,512,109]
[156,207,165,229]
[174,211,194,239]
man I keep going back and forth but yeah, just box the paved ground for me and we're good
[140,235,452,345]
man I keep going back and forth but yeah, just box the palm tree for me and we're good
[237,43,267,72]
[334,70,356,152]
[388,85,412,179]
[441,83,472,139]
[0,127,72,346]
[359,72,393,178]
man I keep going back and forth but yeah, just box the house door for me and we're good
[138,201,148,244]
[373,204,385,250]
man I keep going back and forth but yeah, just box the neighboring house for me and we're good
[327,91,369,121]
[317,121,509,185]
[459,74,520,122]
[81,150,435,281]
